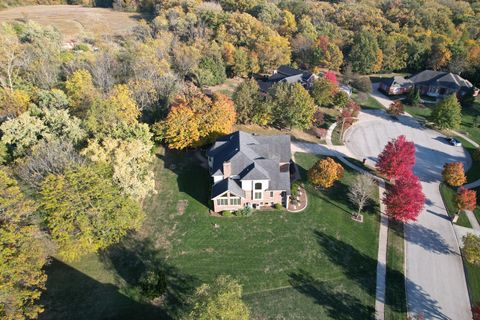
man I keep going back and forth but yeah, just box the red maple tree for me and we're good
[456,187,477,212]
[376,135,416,180]
[324,70,337,85]
[383,172,425,222]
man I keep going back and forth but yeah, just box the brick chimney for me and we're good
[223,161,231,178]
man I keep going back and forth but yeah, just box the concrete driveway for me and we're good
[344,109,472,319]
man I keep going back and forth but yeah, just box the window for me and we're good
[254,182,262,190]
[270,191,274,197]
[254,192,262,199]
[230,198,241,205]
[217,199,228,205]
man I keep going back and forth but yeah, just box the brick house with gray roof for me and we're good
[207,131,291,212]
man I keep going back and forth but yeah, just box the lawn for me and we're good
[352,91,385,110]
[453,136,480,183]
[385,220,407,320]
[464,260,480,308]
[39,150,382,320]
[234,123,325,144]
[439,183,472,228]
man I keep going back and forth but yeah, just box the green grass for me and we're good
[439,183,472,228]
[458,101,480,143]
[465,260,480,307]
[40,150,382,319]
[331,124,344,145]
[452,136,480,184]
[352,92,385,110]
[403,104,432,121]
[385,220,407,320]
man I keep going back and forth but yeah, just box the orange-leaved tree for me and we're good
[155,90,236,150]
[442,162,466,187]
[456,187,477,212]
[308,157,344,188]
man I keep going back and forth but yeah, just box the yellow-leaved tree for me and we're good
[308,157,344,188]
[187,275,250,320]
[0,169,48,320]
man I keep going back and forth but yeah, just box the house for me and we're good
[407,70,478,98]
[207,131,292,212]
[379,76,414,95]
[257,65,318,92]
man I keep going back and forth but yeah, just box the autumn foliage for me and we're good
[456,187,477,212]
[156,91,236,150]
[308,157,344,188]
[442,162,466,187]
[383,172,425,222]
[388,100,404,116]
[376,135,416,180]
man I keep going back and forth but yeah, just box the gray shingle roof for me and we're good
[211,178,244,198]
[381,76,412,87]
[208,131,291,195]
[408,70,473,91]
[257,65,314,92]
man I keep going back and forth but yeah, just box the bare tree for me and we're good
[0,26,26,90]
[348,173,376,217]
[15,138,85,190]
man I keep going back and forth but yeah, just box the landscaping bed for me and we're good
[439,183,472,228]
[40,150,380,319]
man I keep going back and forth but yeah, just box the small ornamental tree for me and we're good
[442,162,466,187]
[376,135,416,180]
[463,234,480,265]
[456,187,477,212]
[324,70,337,85]
[388,100,404,116]
[383,173,425,222]
[308,157,344,188]
[348,174,376,216]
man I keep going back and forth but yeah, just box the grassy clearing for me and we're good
[385,220,407,320]
[234,123,325,144]
[439,183,472,228]
[40,150,381,319]
[353,92,385,110]
[0,5,143,42]
[205,77,244,98]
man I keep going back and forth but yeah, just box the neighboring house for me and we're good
[207,131,292,212]
[381,71,478,98]
[379,76,414,95]
[407,70,478,98]
[257,65,318,92]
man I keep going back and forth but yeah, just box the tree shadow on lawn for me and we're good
[156,149,211,208]
[99,234,199,319]
[300,231,449,319]
[289,269,375,320]
[39,258,166,320]
[297,161,379,217]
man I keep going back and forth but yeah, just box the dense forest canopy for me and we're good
[2,0,480,83]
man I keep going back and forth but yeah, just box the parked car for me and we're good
[446,137,462,146]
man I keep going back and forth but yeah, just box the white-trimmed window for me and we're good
[217,198,228,205]
[255,182,262,190]
[230,198,241,205]
[270,191,274,197]
[254,192,262,199]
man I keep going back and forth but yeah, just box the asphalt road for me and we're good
[344,110,472,319]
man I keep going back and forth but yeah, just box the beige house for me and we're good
[207,131,291,213]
